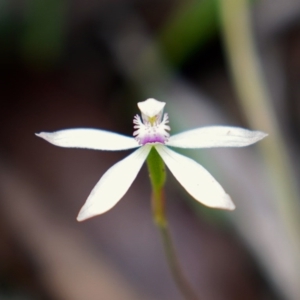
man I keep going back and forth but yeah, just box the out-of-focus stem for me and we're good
[147,148,199,300]
[151,189,199,300]
[219,0,300,291]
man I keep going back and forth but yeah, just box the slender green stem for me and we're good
[152,190,199,300]
[147,147,199,300]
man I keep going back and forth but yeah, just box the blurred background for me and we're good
[1,0,300,299]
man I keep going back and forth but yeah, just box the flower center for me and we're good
[133,113,170,145]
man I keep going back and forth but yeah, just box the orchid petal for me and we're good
[155,145,235,210]
[36,129,140,151]
[77,145,152,221]
[167,126,267,149]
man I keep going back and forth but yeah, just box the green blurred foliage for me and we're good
[20,0,66,67]
[159,0,219,67]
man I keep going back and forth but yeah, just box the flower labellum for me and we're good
[36,98,267,221]
[133,99,170,145]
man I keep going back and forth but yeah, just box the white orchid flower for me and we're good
[36,98,267,221]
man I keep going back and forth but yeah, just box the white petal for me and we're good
[138,98,165,118]
[36,129,140,151]
[77,145,152,221]
[167,126,267,149]
[155,145,235,210]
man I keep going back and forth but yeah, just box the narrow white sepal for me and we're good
[77,145,152,221]
[155,145,235,210]
[167,126,268,149]
[36,129,140,151]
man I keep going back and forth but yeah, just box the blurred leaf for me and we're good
[20,0,66,67]
[158,0,256,68]
[0,0,18,55]
[158,0,219,67]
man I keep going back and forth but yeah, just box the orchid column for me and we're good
[36,98,267,299]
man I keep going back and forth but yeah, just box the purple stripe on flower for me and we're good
[140,135,166,145]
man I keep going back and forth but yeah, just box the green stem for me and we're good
[147,147,199,300]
